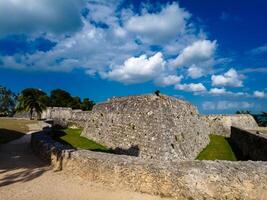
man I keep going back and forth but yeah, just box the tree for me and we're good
[50,89,73,107]
[16,88,47,120]
[0,86,17,116]
[258,112,267,127]
[70,96,82,109]
[81,98,95,111]
[235,110,251,114]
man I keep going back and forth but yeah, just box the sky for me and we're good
[0,0,266,114]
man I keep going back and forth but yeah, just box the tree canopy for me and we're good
[49,89,95,110]
[16,88,48,119]
[0,86,17,116]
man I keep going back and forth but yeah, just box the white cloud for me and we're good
[211,68,243,87]
[104,52,166,84]
[253,91,265,98]
[171,40,216,67]
[155,75,183,86]
[187,65,203,78]
[240,67,267,74]
[125,3,190,44]
[202,101,254,110]
[217,101,254,110]
[2,0,262,97]
[0,0,84,37]
[209,88,227,95]
[175,83,206,92]
[202,101,216,110]
[249,44,267,55]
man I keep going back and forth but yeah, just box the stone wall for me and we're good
[82,94,210,162]
[31,131,267,200]
[203,114,258,137]
[230,127,267,161]
[41,107,91,127]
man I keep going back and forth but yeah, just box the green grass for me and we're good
[0,118,36,144]
[54,128,109,152]
[197,134,237,161]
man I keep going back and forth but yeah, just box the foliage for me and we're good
[236,110,251,114]
[81,98,95,111]
[16,88,47,119]
[253,112,267,127]
[0,86,17,116]
[54,128,109,152]
[49,89,74,107]
[1,86,95,113]
[49,89,95,110]
[197,134,237,161]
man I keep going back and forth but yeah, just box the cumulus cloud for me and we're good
[0,0,84,37]
[125,3,190,44]
[187,65,204,78]
[175,83,206,92]
[202,101,254,110]
[171,40,216,67]
[211,68,243,87]
[208,88,247,97]
[253,91,265,98]
[155,75,183,86]
[209,88,227,95]
[103,52,166,84]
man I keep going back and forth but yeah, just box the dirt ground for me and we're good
[0,122,173,200]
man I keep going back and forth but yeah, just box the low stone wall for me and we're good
[31,131,267,200]
[203,114,258,137]
[230,127,267,161]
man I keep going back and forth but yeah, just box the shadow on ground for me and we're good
[0,129,25,144]
[0,129,49,187]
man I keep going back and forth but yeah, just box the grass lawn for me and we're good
[197,134,237,161]
[54,128,109,152]
[0,118,36,143]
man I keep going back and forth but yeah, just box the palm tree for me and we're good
[16,88,47,120]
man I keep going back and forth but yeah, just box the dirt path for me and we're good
[0,126,172,200]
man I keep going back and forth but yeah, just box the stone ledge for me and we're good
[31,131,267,200]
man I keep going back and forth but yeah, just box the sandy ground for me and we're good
[0,125,172,200]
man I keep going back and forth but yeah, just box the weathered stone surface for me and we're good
[203,114,258,137]
[230,126,267,161]
[41,107,90,127]
[81,94,210,161]
[31,132,267,200]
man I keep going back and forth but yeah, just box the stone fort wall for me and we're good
[40,94,259,162]
[41,107,259,139]
[31,131,267,200]
[81,94,210,162]
[202,114,259,137]
[230,126,267,161]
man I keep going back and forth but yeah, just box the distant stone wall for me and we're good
[203,114,258,137]
[82,94,210,162]
[230,127,267,161]
[31,131,267,200]
[41,107,91,127]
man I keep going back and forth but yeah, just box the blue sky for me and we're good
[0,0,266,114]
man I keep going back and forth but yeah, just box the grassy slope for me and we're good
[197,134,237,161]
[0,118,35,143]
[56,128,109,152]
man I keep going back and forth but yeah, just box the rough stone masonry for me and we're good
[82,94,210,162]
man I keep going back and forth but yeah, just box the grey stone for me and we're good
[81,94,210,161]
